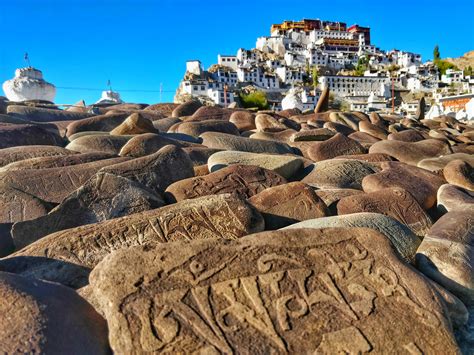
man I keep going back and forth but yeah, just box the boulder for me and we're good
[323,121,356,135]
[248,182,329,229]
[119,133,198,157]
[416,210,474,305]
[443,159,474,191]
[0,124,63,148]
[1,194,264,288]
[208,150,303,179]
[314,86,329,112]
[337,188,432,237]
[229,110,256,131]
[66,134,132,154]
[333,153,394,162]
[417,153,474,171]
[0,185,54,223]
[165,164,286,202]
[191,106,233,120]
[183,147,222,166]
[0,145,76,168]
[0,272,110,354]
[12,173,165,250]
[313,188,364,212]
[7,104,93,122]
[88,227,456,353]
[255,113,299,132]
[358,120,388,140]
[172,100,202,118]
[66,112,129,137]
[437,184,474,213]
[290,128,335,142]
[250,129,296,143]
[109,113,158,135]
[176,119,239,137]
[307,133,366,161]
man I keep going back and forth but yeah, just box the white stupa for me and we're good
[95,90,123,105]
[281,88,304,111]
[2,67,56,102]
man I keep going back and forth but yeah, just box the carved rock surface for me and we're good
[177,119,239,137]
[255,113,295,132]
[229,110,256,131]
[387,129,425,142]
[165,164,286,202]
[437,184,474,213]
[248,182,329,229]
[283,213,421,263]
[109,113,158,135]
[66,134,132,154]
[417,153,474,172]
[208,150,303,179]
[7,105,93,122]
[89,228,457,354]
[12,173,165,250]
[0,185,54,223]
[119,133,198,157]
[0,271,110,354]
[337,188,432,237]
[307,133,366,162]
[172,100,202,118]
[416,210,474,305]
[200,132,294,155]
[0,124,63,149]
[1,194,264,288]
[443,159,474,191]
[0,145,76,168]
[66,112,129,137]
[302,159,377,190]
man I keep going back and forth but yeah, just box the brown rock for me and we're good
[66,112,129,137]
[255,113,299,132]
[229,110,256,131]
[337,188,432,237]
[417,153,474,171]
[109,113,158,135]
[307,133,366,162]
[0,145,76,168]
[0,124,63,148]
[66,134,132,154]
[250,129,296,142]
[248,182,329,229]
[323,121,355,135]
[290,128,335,142]
[192,106,233,120]
[119,132,199,157]
[443,159,474,191]
[0,272,110,354]
[176,119,239,137]
[7,105,93,122]
[172,100,202,117]
[1,194,264,288]
[0,185,54,223]
[88,228,458,354]
[314,86,329,112]
[314,188,364,211]
[334,153,394,162]
[358,120,388,140]
[183,147,222,166]
[437,184,474,213]
[144,103,179,116]
[165,164,286,202]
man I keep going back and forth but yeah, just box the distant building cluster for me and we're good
[175,18,474,115]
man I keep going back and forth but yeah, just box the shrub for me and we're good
[239,91,269,109]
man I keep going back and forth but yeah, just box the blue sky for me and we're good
[1,0,473,104]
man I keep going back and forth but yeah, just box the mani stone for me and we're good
[362,162,446,210]
[100,145,194,195]
[200,132,294,155]
[307,133,366,162]
[443,159,474,191]
[229,110,256,131]
[165,164,287,203]
[208,151,303,179]
[177,120,239,137]
[333,153,394,162]
[11,173,165,250]
[183,147,222,166]
[416,210,474,305]
[0,145,76,167]
[250,129,296,143]
[369,139,451,166]
[7,105,93,122]
[66,112,129,137]
[417,153,474,171]
[255,113,292,132]
[0,124,63,149]
[0,156,128,204]
[387,130,426,142]
[192,106,233,121]
[0,152,115,172]
[301,159,378,190]
[153,116,181,132]
[109,113,158,135]
[437,184,474,213]
[0,185,54,223]
[290,128,335,142]
[323,121,356,136]
[172,100,202,118]
[1,194,264,288]
[66,134,132,154]
[88,228,457,354]
[358,121,388,140]
[337,188,432,237]
[119,133,198,157]
[314,86,329,112]
[283,213,421,263]
[314,188,364,211]
[248,182,329,229]
[0,272,110,354]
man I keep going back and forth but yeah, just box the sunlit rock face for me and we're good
[95,90,123,105]
[2,67,56,102]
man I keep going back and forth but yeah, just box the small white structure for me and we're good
[217,55,238,71]
[186,60,203,76]
[95,90,123,104]
[441,69,464,85]
[2,67,56,102]
[464,98,474,120]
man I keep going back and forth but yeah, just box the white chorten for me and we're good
[2,67,56,102]
[95,90,123,105]
[465,98,474,120]
[282,88,304,111]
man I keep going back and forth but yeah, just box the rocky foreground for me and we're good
[0,96,472,353]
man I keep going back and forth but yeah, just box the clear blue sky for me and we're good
[1,0,473,104]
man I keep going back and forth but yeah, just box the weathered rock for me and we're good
[416,210,474,305]
[313,188,364,211]
[109,113,158,135]
[0,152,115,172]
[0,186,54,223]
[388,129,426,142]
[302,159,377,189]
[200,132,294,155]
[0,145,76,167]
[314,86,329,112]
[183,147,222,166]
[66,134,132,154]
[369,139,452,166]
[7,104,93,122]
[153,116,181,131]
[12,173,165,250]
[323,121,356,135]
[248,182,329,229]
[0,224,14,257]
[255,113,298,132]
[165,164,286,202]
[88,227,456,353]
[362,162,446,209]
[283,213,421,262]
[192,106,233,120]
[337,188,432,237]
[172,100,202,118]
[1,194,264,288]
[334,153,394,162]
[100,145,194,195]
[67,131,111,141]
[177,119,239,137]
[208,150,303,179]
[119,133,198,157]
[144,103,179,116]
[359,120,388,140]
[0,124,63,148]
[416,97,426,120]
[66,112,129,137]
[290,128,335,142]
[437,184,474,213]
[250,129,296,142]
[0,272,110,354]
[229,110,256,131]
[443,159,474,191]
[307,133,366,161]
[417,153,474,171]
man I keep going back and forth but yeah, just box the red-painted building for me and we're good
[348,24,371,45]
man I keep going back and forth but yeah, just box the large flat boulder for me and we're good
[0,124,63,148]
[0,145,76,167]
[66,134,132,154]
[7,105,93,122]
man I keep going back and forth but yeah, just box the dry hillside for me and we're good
[444,50,474,70]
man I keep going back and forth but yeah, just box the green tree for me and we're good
[433,45,440,61]
[355,57,368,76]
[435,60,459,76]
[312,66,319,92]
[239,91,269,110]
[464,66,473,76]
